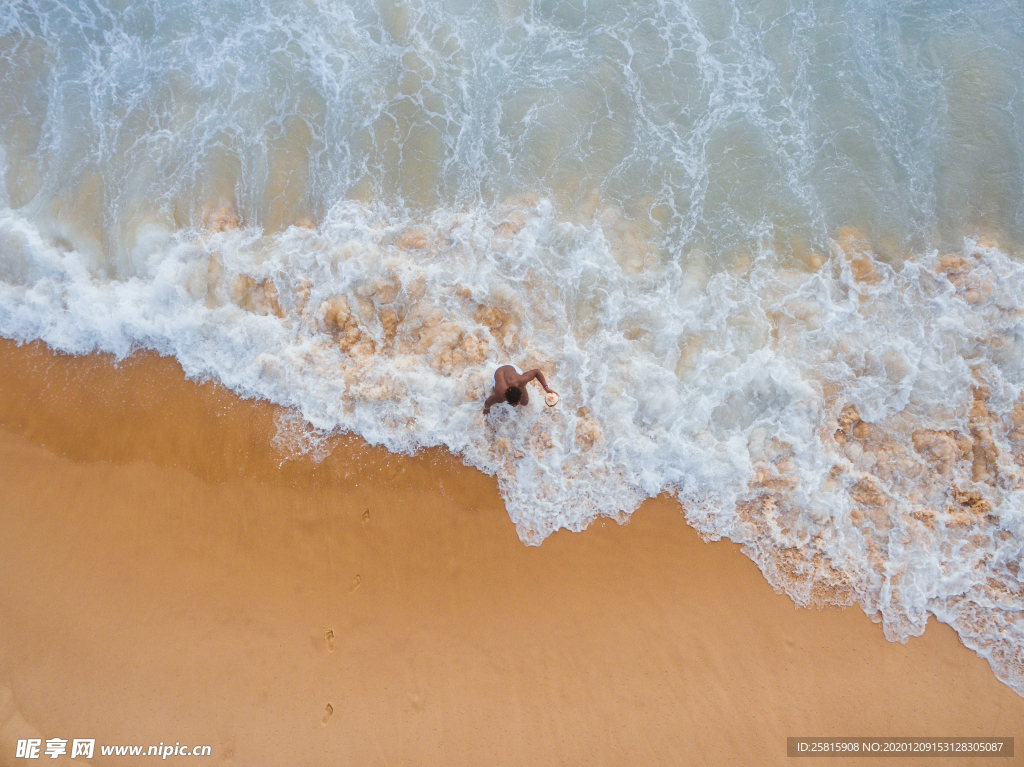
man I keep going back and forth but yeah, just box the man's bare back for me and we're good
[483,365,556,414]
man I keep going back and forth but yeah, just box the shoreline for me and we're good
[0,338,1021,766]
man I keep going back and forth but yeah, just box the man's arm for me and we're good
[483,391,503,414]
[524,369,550,390]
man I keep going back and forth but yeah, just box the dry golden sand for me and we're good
[0,339,1021,766]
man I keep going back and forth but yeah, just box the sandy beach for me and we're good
[0,338,1019,766]
[3,0,1024,760]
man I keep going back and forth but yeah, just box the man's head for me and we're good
[505,386,522,405]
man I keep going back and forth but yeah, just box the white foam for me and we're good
[1,200,1023,693]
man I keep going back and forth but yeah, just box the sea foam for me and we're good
[0,199,1022,693]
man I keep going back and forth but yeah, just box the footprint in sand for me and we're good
[350,574,361,592]
[322,703,333,725]
[361,508,370,528]
[325,629,334,652]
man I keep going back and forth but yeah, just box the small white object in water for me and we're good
[545,391,559,407]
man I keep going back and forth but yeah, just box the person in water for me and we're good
[483,365,557,414]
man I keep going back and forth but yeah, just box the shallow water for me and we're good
[1,0,1023,694]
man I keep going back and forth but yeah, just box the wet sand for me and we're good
[0,338,1021,766]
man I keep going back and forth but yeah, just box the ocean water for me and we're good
[2,0,1024,693]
